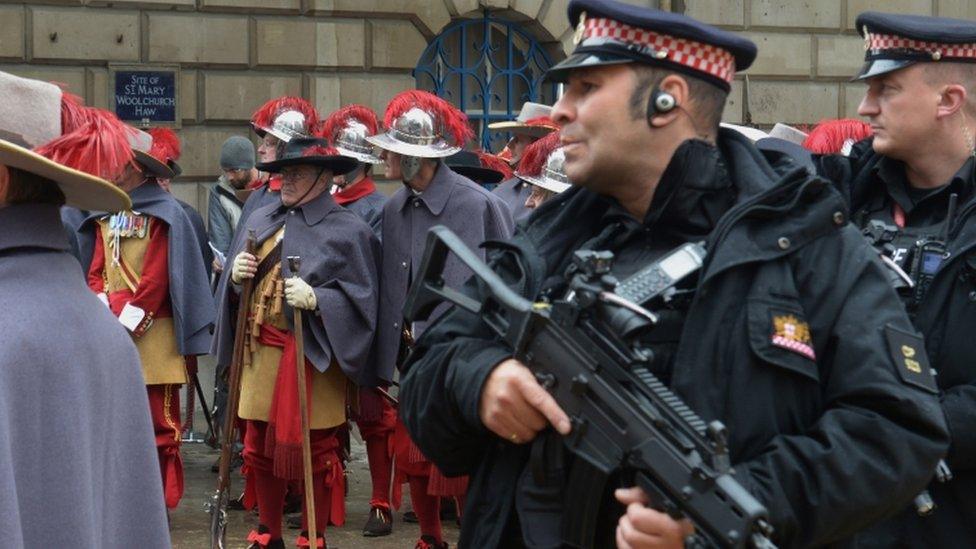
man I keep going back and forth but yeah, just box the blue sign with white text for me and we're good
[114,70,177,125]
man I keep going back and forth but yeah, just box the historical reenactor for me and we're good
[489,101,558,219]
[0,70,171,547]
[445,149,512,191]
[212,137,381,549]
[803,118,872,156]
[366,89,513,549]
[514,130,571,210]
[399,1,950,548]
[76,123,216,511]
[320,104,398,537]
[815,12,976,546]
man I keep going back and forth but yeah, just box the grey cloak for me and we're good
[212,191,381,384]
[492,176,532,221]
[0,204,170,548]
[371,163,514,385]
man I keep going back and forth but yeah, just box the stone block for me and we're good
[256,18,365,67]
[0,6,24,60]
[0,64,86,99]
[748,81,839,124]
[181,70,198,121]
[311,0,451,36]
[816,35,864,77]
[842,83,867,118]
[202,73,302,121]
[750,0,840,29]
[88,67,110,109]
[310,75,341,117]
[722,79,744,124]
[148,14,249,65]
[481,0,509,8]
[938,0,976,18]
[200,0,300,11]
[540,0,571,42]
[846,0,931,29]
[683,0,745,26]
[87,0,194,7]
[743,32,811,76]
[371,20,428,69]
[177,126,251,177]
[339,73,416,118]
[31,7,139,62]
[510,0,545,19]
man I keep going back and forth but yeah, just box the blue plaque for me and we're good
[113,68,179,126]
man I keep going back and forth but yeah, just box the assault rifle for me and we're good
[404,226,776,549]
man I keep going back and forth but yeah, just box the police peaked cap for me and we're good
[855,11,976,80]
[546,0,757,91]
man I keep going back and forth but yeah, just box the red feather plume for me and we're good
[251,96,319,134]
[59,90,89,135]
[301,144,339,158]
[802,119,873,154]
[383,90,474,147]
[321,104,379,143]
[517,131,561,177]
[477,151,514,180]
[522,115,559,130]
[35,108,135,181]
[148,127,181,164]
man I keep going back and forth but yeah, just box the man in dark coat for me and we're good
[212,138,380,549]
[399,2,950,548]
[0,70,170,547]
[489,101,558,220]
[365,89,514,549]
[77,125,216,510]
[815,12,976,547]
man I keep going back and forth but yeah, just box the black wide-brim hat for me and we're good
[257,137,358,175]
[546,0,757,91]
[446,150,504,184]
[854,11,976,81]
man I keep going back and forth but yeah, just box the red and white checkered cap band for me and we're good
[581,17,736,84]
[866,31,976,60]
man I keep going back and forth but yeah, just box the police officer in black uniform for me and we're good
[817,12,976,547]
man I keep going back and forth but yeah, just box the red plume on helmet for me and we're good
[517,130,561,177]
[383,90,474,146]
[477,151,514,180]
[35,108,135,181]
[251,96,319,133]
[148,127,181,165]
[802,119,873,154]
[321,105,378,142]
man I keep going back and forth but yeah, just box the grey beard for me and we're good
[401,155,422,182]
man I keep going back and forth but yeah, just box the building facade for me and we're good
[0,0,971,212]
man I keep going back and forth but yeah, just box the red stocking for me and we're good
[408,475,442,543]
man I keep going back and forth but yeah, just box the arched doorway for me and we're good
[414,10,560,152]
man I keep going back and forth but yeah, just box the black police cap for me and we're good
[854,11,976,80]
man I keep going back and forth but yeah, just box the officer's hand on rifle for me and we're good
[284,277,316,311]
[614,487,694,549]
[479,358,571,444]
[231,252,257,284]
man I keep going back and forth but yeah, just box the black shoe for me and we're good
[227,492,247,511]
[402,510,418,523]
[298,530,333,549]
[415,535,448,549]
[286,512,302,530]
[211,450,244,473]
[246,525,285,549]
[362,506,393,537]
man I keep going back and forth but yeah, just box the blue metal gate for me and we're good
[414,11,559,152]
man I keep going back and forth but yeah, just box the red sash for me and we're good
[258,323,313,480]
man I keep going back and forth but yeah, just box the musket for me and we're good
[288,255,318,545]
[208,230,256,549]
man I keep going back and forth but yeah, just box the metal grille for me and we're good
[414,10,559,152]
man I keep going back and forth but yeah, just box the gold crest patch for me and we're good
[771,314,816,360]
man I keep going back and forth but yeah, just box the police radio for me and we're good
[908,193,957,308]
[615,242,707,305]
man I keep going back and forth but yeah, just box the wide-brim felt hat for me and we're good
[129,129,175,179]
[488,102,558,137]
[257,137,358,175]
[446,150,504,184]
[854,12,976,81]
[0,138,130,211]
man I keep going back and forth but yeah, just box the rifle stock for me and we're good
[209,230,256,549]
[404,226,776,549]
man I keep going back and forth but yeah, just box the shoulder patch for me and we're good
[770,312,816,360]
[883,324,938,394]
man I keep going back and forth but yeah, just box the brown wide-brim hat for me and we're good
[0,138,130,211]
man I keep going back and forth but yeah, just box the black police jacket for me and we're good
[401,129,949,548]
[820,140,976,546]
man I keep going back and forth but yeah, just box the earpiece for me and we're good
[648,88,677,117]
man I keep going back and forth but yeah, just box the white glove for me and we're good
[284,276,317,311]
[231,252,257,284]
[119,302,148,334]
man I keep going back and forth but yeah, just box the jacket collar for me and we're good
[282,189,340,227]
[395,162,457,215]
[0,203,70,254]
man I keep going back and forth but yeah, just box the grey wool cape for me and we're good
[0,204,171,548]
[492,176,532,221]
[371,163,514,386]
[212,191,381,383]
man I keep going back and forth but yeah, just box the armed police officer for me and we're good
[398,1,950,547]
[816,12,976,547]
